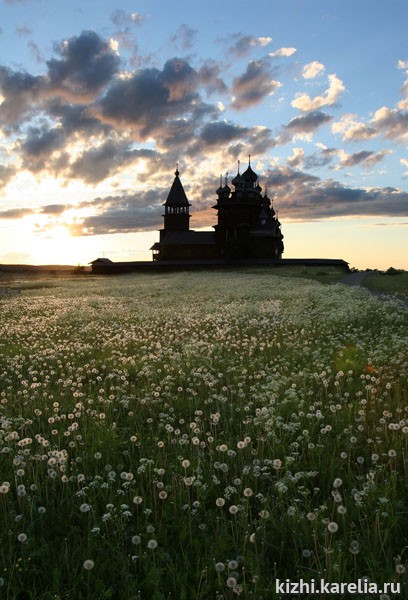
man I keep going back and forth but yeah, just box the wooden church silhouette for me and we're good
[151,159,284,261]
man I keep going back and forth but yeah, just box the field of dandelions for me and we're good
[0,269,407,600]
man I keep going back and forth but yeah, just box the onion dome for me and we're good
[231,160,244,188]
[224,172,231,191]
[242,163,258,184]
[231,173,244,188]
[216,175,224,195]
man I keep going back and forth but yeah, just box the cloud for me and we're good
[247,126,277,153]
[226,34,273,58]
[187,121,276,157]
[198,121,250,145]
[333,108,408,143]
[264,166,408,220]
[15,25,31,36]
[70,190,163,235]
[283,110,333,140]
[286,147,304,168]
[0,25,407,236]
[20,125,65,172]
[160,57,199,101]
[28,41,44,64]
[269,47,297,58]
[0,163,16,187]
[302,61,325,79]
[303,146,337,170]
[48,100,110,137]
[98,58,215,140]
[0,207,33,218]
[0,66,44,127]
[231,60,281,110]
[332,65,408,143]
[338,149,391,168]
[69,141,157,184]
[372,106,408,142]
[46,30,120,100]
[400,158,408,176]
[331,114,378,141]
[170,25,198,52]
[39,204,68,215]
[111,9,146,27]
[397,59,408,71]
[130,12,146,24]
[0,30,122,129]
[291,73,345,112]
[198,60,228,95]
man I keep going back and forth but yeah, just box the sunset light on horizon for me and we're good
[1,0,408,269]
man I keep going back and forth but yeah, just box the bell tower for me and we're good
[162,167,191,233]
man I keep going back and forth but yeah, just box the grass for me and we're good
[363,269,408,299]
[0,270,407,599]
[243,265,347,285]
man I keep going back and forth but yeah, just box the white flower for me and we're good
[327,522,339,533]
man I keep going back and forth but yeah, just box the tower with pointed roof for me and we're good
[162,167,191,233]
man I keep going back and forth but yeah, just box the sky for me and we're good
[0,0,407,269]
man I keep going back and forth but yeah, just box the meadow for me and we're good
[0,269,407,599]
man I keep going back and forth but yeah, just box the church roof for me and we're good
[151,231,215,249]
[241,163,258,183]
[164,168,191,207]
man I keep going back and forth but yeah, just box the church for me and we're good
[90,160,349,273]
[151,159,284,261]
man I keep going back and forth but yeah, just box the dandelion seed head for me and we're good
[327,522,339,533]
[226,576,237,588]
